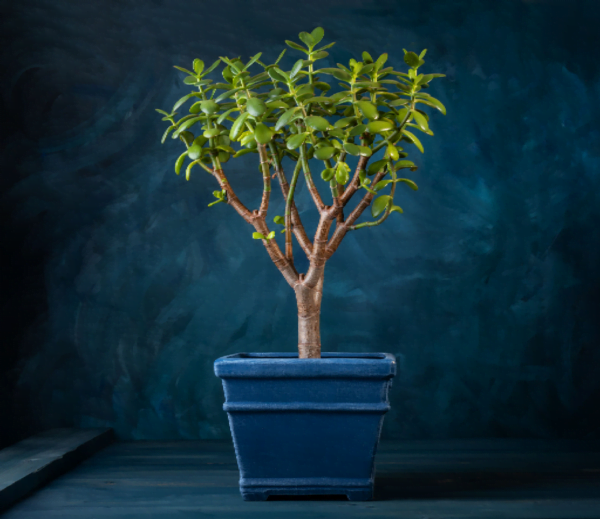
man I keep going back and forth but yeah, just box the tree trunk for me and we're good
[295,271,324,359]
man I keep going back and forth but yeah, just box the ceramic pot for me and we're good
[214,352,396,501]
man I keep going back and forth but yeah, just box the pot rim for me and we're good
[214,352,397,379]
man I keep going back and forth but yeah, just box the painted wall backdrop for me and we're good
[1,0,600,446]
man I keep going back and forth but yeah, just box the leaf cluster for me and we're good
[156,27,446,224]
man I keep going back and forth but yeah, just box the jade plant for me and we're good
[156,27,446,359]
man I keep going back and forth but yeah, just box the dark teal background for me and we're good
[2,0,600,446]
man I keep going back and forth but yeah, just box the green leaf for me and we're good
[161,125,176,143]
[314,147,336,160]
[185,160,199,181]
[318,68,351,82]
[367,120,395,134]
[290,59,304,79]
[252,232,265,240]
[193,59,204,74]
[343,142,361,156]
[285,40,307,53]
[203,128,220,138]
[419,49,427,59]
[311,27,324,45]
[230,112,250,140]
[395,160,417,171]
[362,51,374,63]
[275,107,300,130]
[267,231,276,240]
[203,59,221,76]
[374,179,391,191]
[274,48,287,64]
[174,116,203,135]
[367,159,387,176]
[217,107,238,124]
[172,93,198,112]
[305,115,330,131]
[372,195,391,217]
[356,100,379,120]
[397,106,411,121]
[241,132,256,147]
[374,53,387,70]
[404,51,421,68]
[174,65,195,75]
[418,73,446,84]
[390,205,404,214]
[244,52,262,70]
[222,65,234,83]
[349,124,367,137]
[188,101,202,114]
[246,97,267,117]
[332,69,352,82]
[183,76,198,85]
[214,87,243,103]
[273,215,285,225]
[317,42,336,52]
[311,51,329,60]
[234,148,254,158]
[335,162,351,185]
[403,130,424,153]
[412,111,429,131]
[334,116,356,129]
[299,31,314,48]
[286,132,309,150]
[389,98,410,107]
[254,122,274,144]
[328,128,346,139]
[268,67,287,83]
[304,96,333,105]
[174,151,188,174]
[386,144,399,161]
[321,167,335,181]
[416,97,446,115]
[397,178,419,190]
[188,144,202,160]
[179,131,195,145]
[218,150,231,163]
[200,100,219,114]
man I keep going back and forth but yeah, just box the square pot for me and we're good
[214,352,396,501]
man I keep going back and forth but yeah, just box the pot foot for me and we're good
[241,491,268,501]
[345,489,373,501]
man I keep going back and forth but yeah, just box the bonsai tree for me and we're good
[156,27,446,359]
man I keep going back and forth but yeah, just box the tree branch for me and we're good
[303,216,333,289]
[212,166,298,287]
[257,144,271,218]
[268,143,313,258]
[253,216,299,286]
[284,160,302,262]
[300,144,325,213]
[212,167,254,224]
[324,169,387,259]
[340,155,370,206]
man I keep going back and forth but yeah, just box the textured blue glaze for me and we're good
[215,353,396,500]
[1,0,600,446]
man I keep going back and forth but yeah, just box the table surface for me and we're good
[3,439,600,518]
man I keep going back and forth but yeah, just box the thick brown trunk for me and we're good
[295,271,324,359]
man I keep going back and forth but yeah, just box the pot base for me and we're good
[240,477,373,501]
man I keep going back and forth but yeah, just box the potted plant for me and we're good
[157,27,446,501]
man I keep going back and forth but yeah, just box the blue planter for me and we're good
[214,352,396,501]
